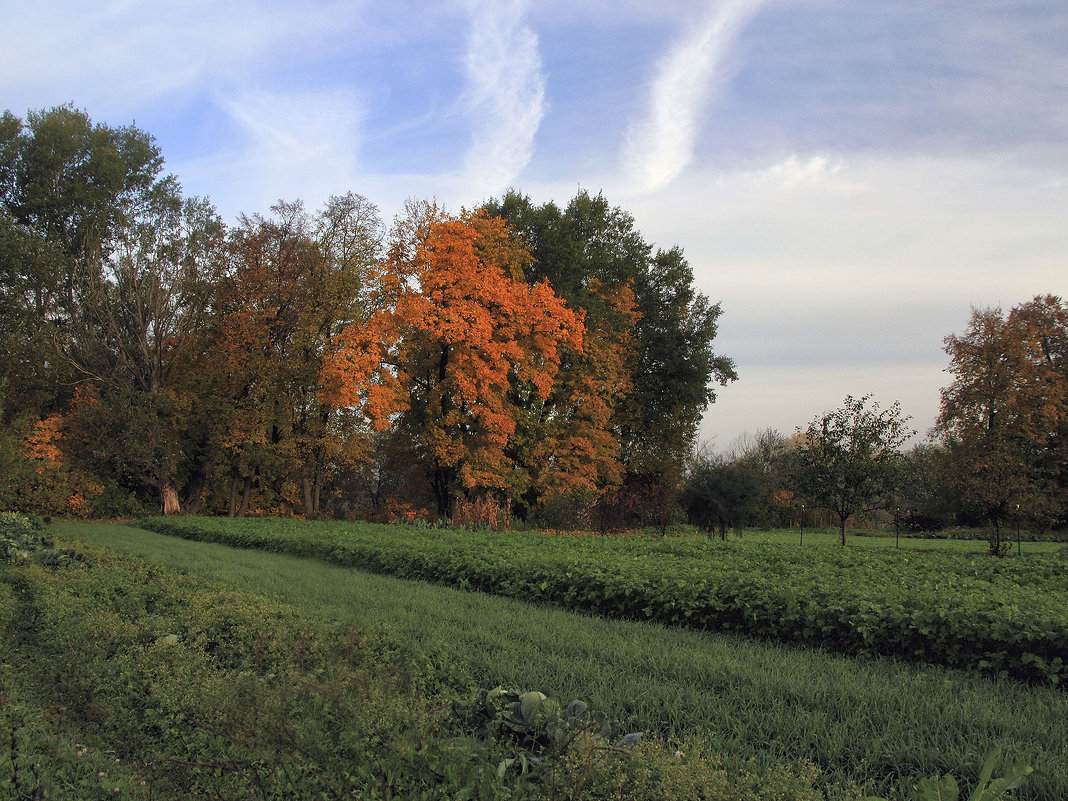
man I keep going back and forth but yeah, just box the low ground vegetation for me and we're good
[2,513,891,800]
[52,518,1066,800]
[140,516,1068,685]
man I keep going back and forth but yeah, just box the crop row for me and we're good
[138,517,1068,685]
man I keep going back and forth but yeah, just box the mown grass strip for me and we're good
[61,521,1068,801]
[137,516,1068,685]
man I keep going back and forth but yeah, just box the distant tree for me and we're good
[730,428,793,528]
[792,394,914,546]
[894,443,953,533]
[936,297,1068,550]
[680,452,761,539]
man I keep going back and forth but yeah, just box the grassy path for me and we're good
[57,521,1068,800]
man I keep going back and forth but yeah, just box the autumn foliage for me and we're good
[324,206,584,515]
[0,107,740,523]
[937,295,1068,545]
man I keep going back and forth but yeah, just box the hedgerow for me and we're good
[140,516,1068,685]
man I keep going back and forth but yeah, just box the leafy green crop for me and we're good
[2,535,893,800]
[139,517,1068,686]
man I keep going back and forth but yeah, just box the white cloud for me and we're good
[0,1,369,116]
[757,154,845,190]
[177,88,365,218]
[621,0,765,193]
[460,0,547,196]
[610,150,1068,447]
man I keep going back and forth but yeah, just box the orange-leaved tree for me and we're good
[937,295,1068,544]
[517,278,638,503]
[323,204,584,516]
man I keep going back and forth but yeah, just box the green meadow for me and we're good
[22,518,1064,800]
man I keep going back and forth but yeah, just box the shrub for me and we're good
[532,488,599,530]
[139,516,1068,685]
[0,537,889,800]
[898,512,947,533]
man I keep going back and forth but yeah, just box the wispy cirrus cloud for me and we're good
[0,0,368,115]
[177,88,365,218]
[621,0,765,193]
[460,0,547,195]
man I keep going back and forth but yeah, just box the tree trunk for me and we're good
[839,515,847,547]
[183,467,206,514]
[228,473,241,517]
[432,464,453,518]
[301,474,322,517]
[238,476,252,517]
[229,471,253,517]
[161,483,180,515]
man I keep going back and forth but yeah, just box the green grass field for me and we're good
[54,520,1068,800]
[731,527,1064,554]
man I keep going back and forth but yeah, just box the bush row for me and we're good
[140,517,1068,685]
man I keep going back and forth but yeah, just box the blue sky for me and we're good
[3,0,1067,449]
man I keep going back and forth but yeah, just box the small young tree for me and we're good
[792,394,914,546]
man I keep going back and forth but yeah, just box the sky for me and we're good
[3,0,1067,451]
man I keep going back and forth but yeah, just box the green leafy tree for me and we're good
[680,452,761,539]
[61,185,228,513]
[627,245,737,476]
[0,105,225,513]
[895,442,954,533]
[792,394,914,545]
[729,428,796,529]
[0,104,165,421]
[482,189,736,521]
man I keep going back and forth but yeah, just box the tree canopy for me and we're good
[482,189,738,522]
[323,204,584,516]
[21,104,1064,538]
[936,295,1068,548]
[792,394,914,546]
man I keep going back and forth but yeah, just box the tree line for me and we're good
[3,105,1063,540]
[682,295,1068,551]
[0,105,736,523]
